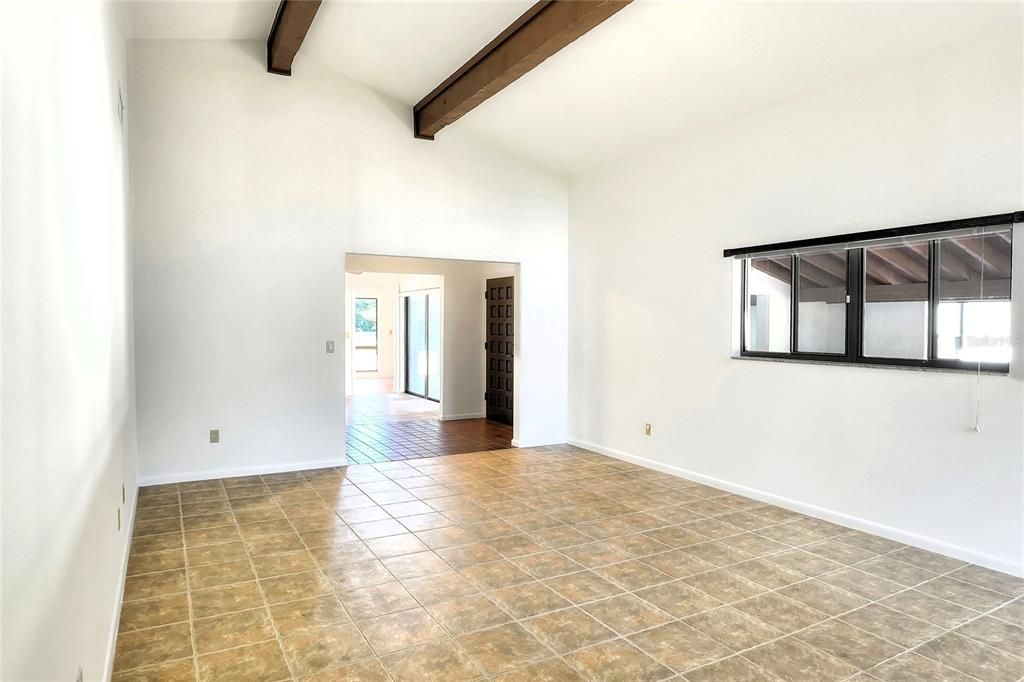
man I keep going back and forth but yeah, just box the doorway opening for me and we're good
[344,254,516,463]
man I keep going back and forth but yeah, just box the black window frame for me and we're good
[353,297,379,373]
[729,212,1018,374]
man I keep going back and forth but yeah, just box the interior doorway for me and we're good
[344,255,516,463]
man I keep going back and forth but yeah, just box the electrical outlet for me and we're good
[210,429,220,444]
[326,340,336,353]
[643,423,652,436]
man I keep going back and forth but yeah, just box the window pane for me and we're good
[353,298,378,372]
[406,294,427,396]
[936,231,1012,363]
[796,251,847,354]
[863,243,929,359]
[744,256,791,353]
[426,293,441,401]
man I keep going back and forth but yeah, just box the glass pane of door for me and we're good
[406,294,428,397]
[426,293,441,401]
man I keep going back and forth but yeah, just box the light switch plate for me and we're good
[326,340,336,353]
[210,429,220,443]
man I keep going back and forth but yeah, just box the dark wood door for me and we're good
[485,277,514,426]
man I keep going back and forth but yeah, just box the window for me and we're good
[353,297,378,372]
[728,212,1017,373]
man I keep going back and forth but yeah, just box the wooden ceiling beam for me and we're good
[267,0,322,76]
[413,0,632,139]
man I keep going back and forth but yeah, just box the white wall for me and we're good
[1,1,138,679]
[347,255,515,421]
[569,37,1024,574]
[130,40,567,483]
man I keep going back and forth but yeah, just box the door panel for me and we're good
[486,277,514,426]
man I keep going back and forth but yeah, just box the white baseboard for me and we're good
[441,412,485,421]
[138,458,346,487]
[102,485,138,681]
[510,437,565,448]
[569,438,1023,578]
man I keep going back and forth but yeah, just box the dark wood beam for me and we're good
[267,0,321,76]
[413,0,632,139]
[869,246,928,282]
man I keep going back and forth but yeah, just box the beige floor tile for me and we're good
[189,559,255,590]
[365,532,431,559]
[743,637,858,682]
[323,560,393,592]
[127,548,186,576]
[733,592,828,633]
[523,607,616,653]
[118,593,190,632]
[544,570,623,603]
[629,621,732,672]
[246,532,306,557]
[642,549,717,579]
[193,606,276,654]
[513,551,584,580]
[426,594,512,635]
[460,559,533,590]
[251,548,317,578]
[281,623,374,677]
[197,640,291,682]
[950,565,1024,598]
[340,580,419,620]
[684,605,784,651]
[682,569,766,603]
[492,657,586,681]
[582,593,673,634]
[381,639,483,681]
[635,580,721,618]
[301,658,390,681]
[916,632,1024,681]
[795,619,903,670]
[564,639,673,681]
[360,607,448,655]
[956,614,1024,656]
[187,540,248,567]
[457,623,551,674]
[683,656,777,681]
[839,603,942,649]
[113,622,193,673]
[866,652,974,681]
[396,568,473,602]
[191,581,264,618]
[880,589,979,629]
[124,569,187,601]
[269,594,351,636]
[490,581,572,619]
[777,579,869,616]
[260,570,332,604]
[857,556,938,587]
[917,575,1012,611]
[111,658,196,682]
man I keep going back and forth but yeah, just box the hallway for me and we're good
[346,391,512,464]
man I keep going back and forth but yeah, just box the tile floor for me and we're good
[345,392,512,463]
[114,445,1024,681]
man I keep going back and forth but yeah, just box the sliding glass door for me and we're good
[405,291,440,401]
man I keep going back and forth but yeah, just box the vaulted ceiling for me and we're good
[127,1,1021,175]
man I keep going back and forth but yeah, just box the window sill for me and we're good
[731,354,1010,376]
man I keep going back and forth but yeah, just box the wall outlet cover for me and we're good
[210,429,220,443]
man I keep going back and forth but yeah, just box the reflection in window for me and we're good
[744,256,791,353]
[863,243,929,359]
[796,250,847,354]
[936,232,1012,363]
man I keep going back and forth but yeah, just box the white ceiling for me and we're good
[127,1,1019,175]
